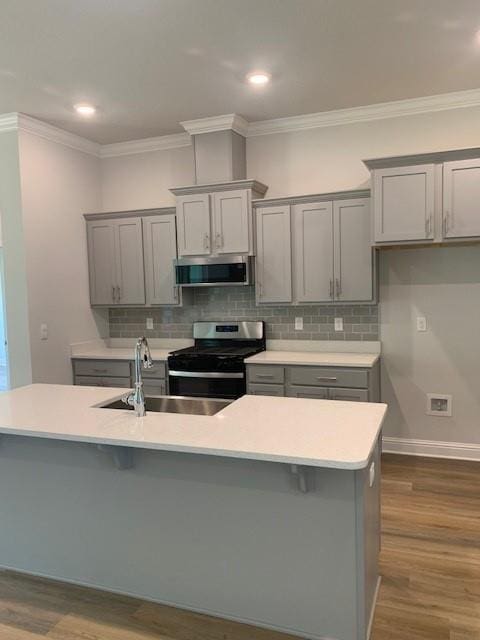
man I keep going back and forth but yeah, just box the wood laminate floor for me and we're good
[0,454,479,639]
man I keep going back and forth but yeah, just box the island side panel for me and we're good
[355,436,382,640]
[0,435,363,640]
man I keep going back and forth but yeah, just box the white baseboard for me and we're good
[382,436,480,461]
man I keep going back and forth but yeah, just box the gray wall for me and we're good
[109,286,378,341]
[380,245,480,445]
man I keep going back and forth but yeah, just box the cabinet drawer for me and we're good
[287,366,368,389]
[247,365,285,385]
[142,362,166,379]
[73,359,131,378]
[247,383,285,397]
[74,376,131,388]
[328,388,369,402]
[143,380,167,396]
[286,385,328,400]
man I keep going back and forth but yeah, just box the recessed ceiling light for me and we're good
[74,103,96,116]
[246,71,271,86]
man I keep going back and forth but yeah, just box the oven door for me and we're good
[175,256,253,287]
[168,370,246,399]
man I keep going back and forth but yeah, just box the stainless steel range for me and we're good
[168,321,265,399]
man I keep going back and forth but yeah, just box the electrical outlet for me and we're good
[146,318,154,330]
[295,317,303,331]
[334,317,343,332]
[40,323,48,341]
[427,394,452,417]
[416,316,427,332]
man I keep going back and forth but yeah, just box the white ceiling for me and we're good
[1,0,480,144]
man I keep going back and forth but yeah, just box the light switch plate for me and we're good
[295,317,303,331]
[334,317,343,332]
[416,316,427,332]
[146,318,154,330]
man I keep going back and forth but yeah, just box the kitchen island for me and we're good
[0,384,386,640]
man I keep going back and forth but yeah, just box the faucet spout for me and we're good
[122,336,153,417]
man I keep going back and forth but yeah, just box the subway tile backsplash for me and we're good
[109,287,378,341]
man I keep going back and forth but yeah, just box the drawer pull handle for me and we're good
[256,374,274,379]
[93,369,109,374]
[316,376,337,381]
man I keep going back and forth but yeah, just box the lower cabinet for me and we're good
[247,383,285,397]
[72,358,168,394]
[247,362,379,402]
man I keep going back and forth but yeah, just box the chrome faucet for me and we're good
[122,336,153,416]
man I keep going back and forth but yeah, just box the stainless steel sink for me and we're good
[99,395,232,416]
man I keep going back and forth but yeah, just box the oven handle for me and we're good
[168,370,244,379]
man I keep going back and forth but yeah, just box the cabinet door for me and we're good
[212,189,250,254]
[143,214,179,305]
[114,218,145,305]
[293,201,334,302]
[87,221,117,305]
[373,164,435,242]
[176,194,211,256]
[247,383,285,397]
[328,388,368,402]
[443,159,480,238]
[256,206,292,303]
[286,385,328,399]
[334,199,373,302]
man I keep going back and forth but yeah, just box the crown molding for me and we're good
[2,113,100,156]
[247,88,480,137]
[170,178,268,197]
[252,188,370,208]
[0,112,20,133]
[100,132,191,158]
[180,113,249,137]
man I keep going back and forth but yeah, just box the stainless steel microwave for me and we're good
[174,255,254,287]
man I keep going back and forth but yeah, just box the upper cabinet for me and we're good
[85,208,184,308]
[365,147,480,245]
[293,201,334,303]
[372,165,435,243]
[334,198,373,302]
[256,190,374,305]
[176,194,211,256]
[143,213,180,306]
[443,158,480,239]
[87,217,145,306]
[256,205,292,304]
[171,180,268,258]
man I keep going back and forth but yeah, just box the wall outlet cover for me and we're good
[40,323,48,341]
[294,317,303,331]
[426,393,452,417]
[416,316,427,332]
[334,317,343,332]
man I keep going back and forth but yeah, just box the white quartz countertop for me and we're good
[71,347,173,361]
[244,351,380,368]
[0,384,386,470]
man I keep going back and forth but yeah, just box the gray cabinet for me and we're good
[73,358,168,393]
[212,189,251,254]
[292,197,373,303]
[87,217,145,306]
[143,214,180,306]
[293,201,333,302]
[73,359,132,388]
[334,198,373,302]
[176,194,211,256]
[372,164,435,243]
[256,205,292,304]
[247,361,379,403]
[443,158,480,239]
